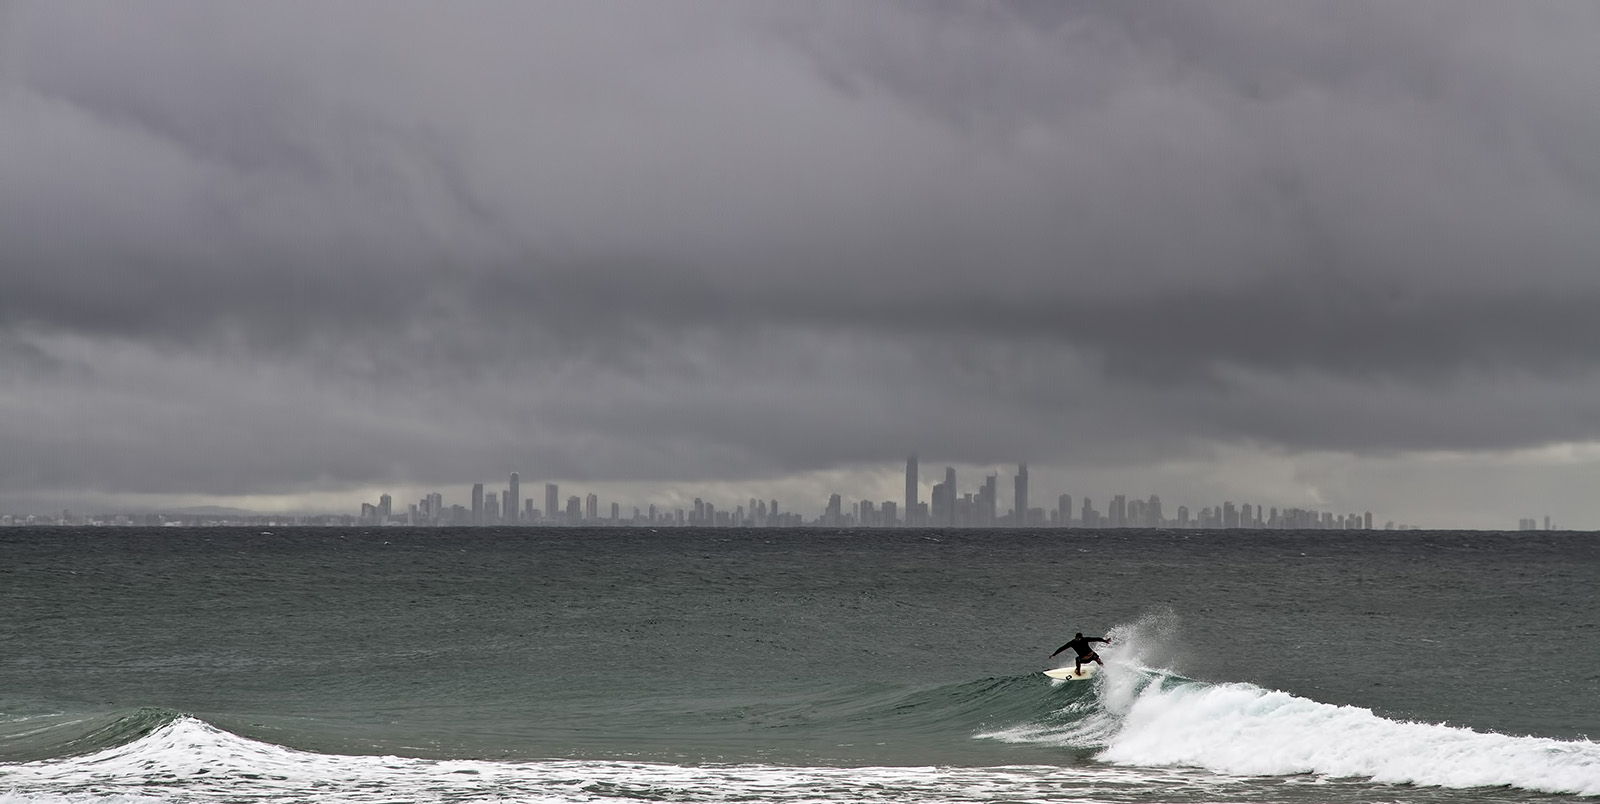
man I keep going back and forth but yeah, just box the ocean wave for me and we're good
[983,661,1600,796]
[0,709,182,764]
[1101,676,1600,795]
[0,716,1277,804]
[974,612,1600,796]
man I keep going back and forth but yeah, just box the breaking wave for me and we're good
[981,616,1600,796]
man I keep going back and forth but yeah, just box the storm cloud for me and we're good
[2,1,1598,526]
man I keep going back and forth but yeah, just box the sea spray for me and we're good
[980,611,1188,751]
[984,611,1600,796]
[1098,679,1600,795]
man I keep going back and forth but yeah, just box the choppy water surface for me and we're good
[2,527,1597,802]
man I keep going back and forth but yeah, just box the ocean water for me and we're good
[1,527,1597,804]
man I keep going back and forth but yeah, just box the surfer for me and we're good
[1049,632,1110,675]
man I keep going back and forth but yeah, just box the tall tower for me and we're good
[943,466,956,526]
[984,474,998,526]
[545,483,559,522]
[508,472,520,524]
[471,483,484,525]
[905,454,918,526]
[1014,463,1029,526]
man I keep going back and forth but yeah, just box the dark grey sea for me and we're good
[2,527,1597,803]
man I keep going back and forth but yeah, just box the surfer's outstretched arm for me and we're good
[1049,643,1072,658]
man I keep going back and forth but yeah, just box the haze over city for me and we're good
[3,2,1599,530]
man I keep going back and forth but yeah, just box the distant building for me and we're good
[471,483,484,525]
[508,472,520,524]
[824,493,843,527]
[905,454,919,527]
[1014,464,1028,527]
[545,484,559,522]
[943,467,956,525]
[858,499,875,527]
[982,474,998,526]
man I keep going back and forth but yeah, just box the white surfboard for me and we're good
[1043,665,1099,681]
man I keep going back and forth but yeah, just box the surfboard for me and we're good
[1043,665,1099,681]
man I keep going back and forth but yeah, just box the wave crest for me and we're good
[0,708,182,763]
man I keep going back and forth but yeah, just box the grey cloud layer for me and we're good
[2,1,1598,502]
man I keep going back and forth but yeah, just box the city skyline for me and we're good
[0,452,1573,532]
[349,460,1397,530]
[0,448,1579,531]
[4,5,1600,531]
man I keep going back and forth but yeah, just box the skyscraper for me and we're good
[934,467,947,525]
[1013,463,1028,526]
[471,483,484,525]
[508,472,520,524]
[545,483,559,522]
[983,474,998,526]
[905,454,918,526]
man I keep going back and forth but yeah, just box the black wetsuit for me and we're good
[1052,636,1108,660]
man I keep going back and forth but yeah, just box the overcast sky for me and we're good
[2,1,1599,528]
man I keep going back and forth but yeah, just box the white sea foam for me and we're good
[982,611,1600,796]
[0,717,1267,804]
[1099,678,1600,795]
[987,666,1600,796]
